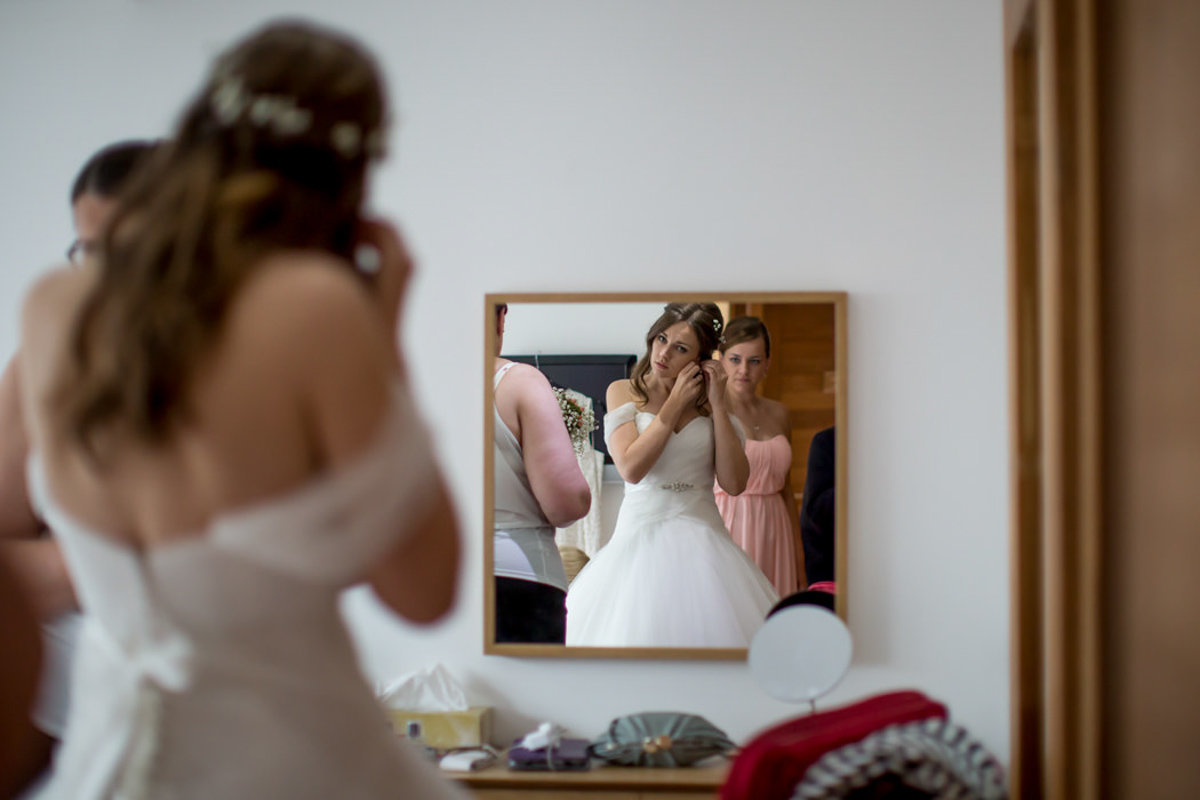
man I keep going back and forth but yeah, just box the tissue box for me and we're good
[387,706,493,750]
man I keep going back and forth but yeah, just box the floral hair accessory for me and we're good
[209,74,385,160]
[330,122,361,158]
[713,318,722,333]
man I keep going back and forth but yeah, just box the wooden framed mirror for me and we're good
[483,292,847,659]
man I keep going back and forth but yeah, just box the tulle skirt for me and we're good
[565,487,779,648]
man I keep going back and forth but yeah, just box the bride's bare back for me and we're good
[18,249,457,624]
[20,253,388,545]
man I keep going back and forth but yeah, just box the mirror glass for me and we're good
[484,293,846,659]
[750,605,852,704]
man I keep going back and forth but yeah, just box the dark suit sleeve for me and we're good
[799,426,836,585]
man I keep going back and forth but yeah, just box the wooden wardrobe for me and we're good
[1005,0,1200,797]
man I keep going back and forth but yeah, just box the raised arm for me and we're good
[0,357,76,619]
[702,360,749,495]
[497,364,590,528]
[291,246,459,626]
[605,368,705,485]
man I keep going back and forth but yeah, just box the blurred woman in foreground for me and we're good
[17,20,464,798]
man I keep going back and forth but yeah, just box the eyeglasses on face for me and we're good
[66,239,99,266]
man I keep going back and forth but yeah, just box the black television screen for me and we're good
[507,354,637,464]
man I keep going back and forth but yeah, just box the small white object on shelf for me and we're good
[439,749,496,772]
[515,721,564,752]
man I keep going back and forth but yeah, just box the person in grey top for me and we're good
[492,303,591,643]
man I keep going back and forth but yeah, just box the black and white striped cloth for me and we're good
[792,717,1008,800]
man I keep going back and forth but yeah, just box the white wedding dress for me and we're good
[24,386,468,800]
[565,402,779,648]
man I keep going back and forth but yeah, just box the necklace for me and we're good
[731,395,764,434]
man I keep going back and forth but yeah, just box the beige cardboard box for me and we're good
[386,706,493,750]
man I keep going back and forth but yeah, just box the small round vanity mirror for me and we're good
[748,601,852,704]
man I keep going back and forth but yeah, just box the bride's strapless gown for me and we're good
[23,387,468,800]
[565,403,779,648]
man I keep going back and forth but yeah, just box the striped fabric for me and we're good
[792,718,1007,800]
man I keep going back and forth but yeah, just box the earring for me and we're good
[354,244,381,275]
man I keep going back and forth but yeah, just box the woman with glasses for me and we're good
[66,141,159,267]
[0,139,156,792]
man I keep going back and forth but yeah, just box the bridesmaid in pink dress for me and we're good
[713,317,804,596]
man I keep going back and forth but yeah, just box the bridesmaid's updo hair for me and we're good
[718,316,771,357]
[629,302,724,409]
[58,19,389,462]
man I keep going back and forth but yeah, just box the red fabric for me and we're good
[720,690,947,800]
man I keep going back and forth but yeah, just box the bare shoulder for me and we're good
[23,263,90,304]
[217,252,394,466]
[504,361,551,388]
[762,397,792,436]
[509,362,558,401]
[763,397,790,422]
[226,251,380,356]
[606,378,635,408]
[20,265,93,339]
[19,265,96,384]
[234,251,372,321]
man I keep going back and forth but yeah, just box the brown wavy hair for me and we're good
[56,20,387,461]
[718,316,771,357]
[629,302,724,410]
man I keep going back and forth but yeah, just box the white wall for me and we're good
[500,302,661,355]
[0,0,1009,762]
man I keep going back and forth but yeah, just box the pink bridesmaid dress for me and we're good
[714,435,800,597]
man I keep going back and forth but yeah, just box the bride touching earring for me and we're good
[565,303,778,648]
[16,21,465,798]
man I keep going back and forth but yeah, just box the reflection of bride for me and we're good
[565,303,779,648]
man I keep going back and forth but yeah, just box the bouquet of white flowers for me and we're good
[553,387,597,455]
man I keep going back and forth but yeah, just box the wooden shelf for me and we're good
[452,759,728,799]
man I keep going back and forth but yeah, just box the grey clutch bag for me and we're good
[589,712,735,767]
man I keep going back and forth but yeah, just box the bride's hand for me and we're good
[354,217,414,332]
[665,361,706,413]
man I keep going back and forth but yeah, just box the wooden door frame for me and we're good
[1005,0,1103,797]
